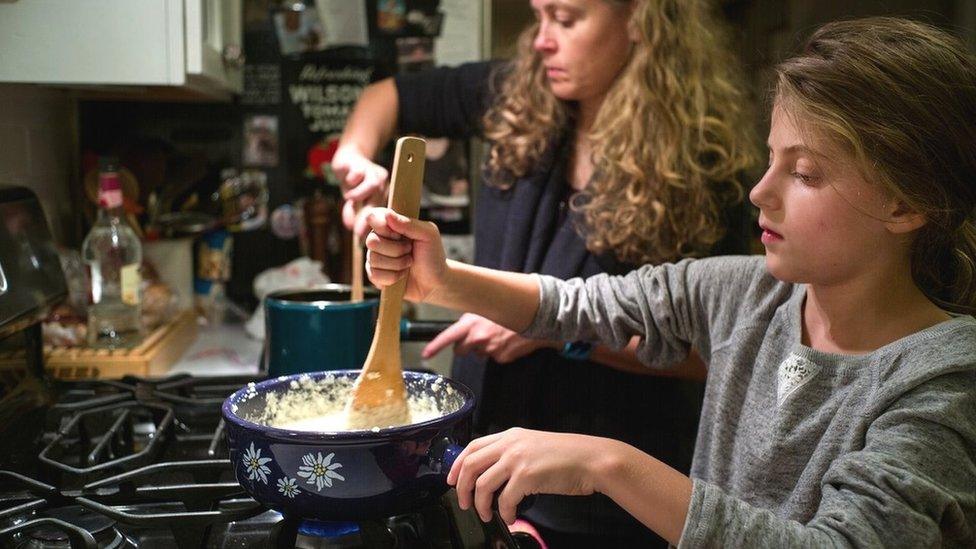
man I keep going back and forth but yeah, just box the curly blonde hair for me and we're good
[483,0,758,265]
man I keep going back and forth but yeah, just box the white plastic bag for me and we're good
[245,257,330,339]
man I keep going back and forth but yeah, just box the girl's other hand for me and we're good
[365,208,448,303]
[332,145,389,236]
[422,313,557,362]
[447,428,619,524]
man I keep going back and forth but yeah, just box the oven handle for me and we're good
[0,258,7,296]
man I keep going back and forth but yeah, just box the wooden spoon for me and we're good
[345,137,426,429]
[350,203,364,303]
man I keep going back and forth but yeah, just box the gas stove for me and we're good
[0,374,530,548]
[0,374,259,548]
[0,186,533,548]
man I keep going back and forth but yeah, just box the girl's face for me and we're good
[750,105,898,286]
[529,0,633,104]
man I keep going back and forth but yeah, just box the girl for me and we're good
[336,1,756,544]
[363,17,976,547]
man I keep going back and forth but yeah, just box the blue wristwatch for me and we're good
[561,340,594,361]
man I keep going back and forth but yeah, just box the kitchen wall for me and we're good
[0,84,77,246]
[729,0,967,89]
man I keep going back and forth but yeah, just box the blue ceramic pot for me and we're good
[264,285,451,377]
[222,370,474,520]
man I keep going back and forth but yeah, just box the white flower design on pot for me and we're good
[297,451,345,491]
[277,476,299,498]
[242,442,272,484]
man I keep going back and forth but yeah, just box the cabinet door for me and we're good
[184,0,243,93]
[0,0,184,85]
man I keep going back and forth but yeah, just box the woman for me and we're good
[333,1,756,545]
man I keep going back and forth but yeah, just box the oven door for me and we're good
[0,186,67,340]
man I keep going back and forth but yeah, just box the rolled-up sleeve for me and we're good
[395,61,498,139]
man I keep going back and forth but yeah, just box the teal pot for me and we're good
[264,285,450,377]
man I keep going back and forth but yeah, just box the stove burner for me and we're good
[294,520,369,548]
[39,401,173,485]
[3,518,96,549]
[32,505,114,539]
[21,505,134,549]
[0,472,125,549]
[273,516,402,549]
[76,459,264,548]
[298,520,360,538]
[267,492,526,549]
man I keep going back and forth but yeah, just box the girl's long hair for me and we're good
[482,0,757,265]
[775,17,976,314]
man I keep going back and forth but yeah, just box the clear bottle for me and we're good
[82,159,144,348]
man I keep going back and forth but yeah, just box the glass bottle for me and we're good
[82,159,143,347]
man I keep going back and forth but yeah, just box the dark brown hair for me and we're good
[775,17,976,314]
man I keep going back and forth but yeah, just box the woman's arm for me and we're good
[335,62,497,234]
[332,78,398,233]
[593,339,707,380]
[335,77,399,166]
[421,315,707,380]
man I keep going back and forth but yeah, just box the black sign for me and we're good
[281,55,375,181]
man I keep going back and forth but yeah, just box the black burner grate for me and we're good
[39,401,173,485]
[0,374,527,548]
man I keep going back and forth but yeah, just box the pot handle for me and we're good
[428,436,464,474]
[429,437,537,513]
[400,319,454,341]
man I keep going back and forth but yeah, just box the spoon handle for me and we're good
[365,137,426,368]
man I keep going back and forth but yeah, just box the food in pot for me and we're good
[242,373,460,432]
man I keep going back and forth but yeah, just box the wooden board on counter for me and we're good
[0,310,198,380]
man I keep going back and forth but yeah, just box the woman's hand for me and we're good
[331,145,389,236]
[447,428,623,524]
[365,208,448,303]
[422,313,557,362]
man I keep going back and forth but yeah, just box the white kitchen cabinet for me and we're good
[185,0,244,93]
[0,0,242,97]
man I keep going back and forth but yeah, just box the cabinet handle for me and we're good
[222,44,245,69]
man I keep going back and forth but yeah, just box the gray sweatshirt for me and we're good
[524,256,976,548]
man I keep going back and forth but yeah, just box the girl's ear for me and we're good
[884,200,927,234]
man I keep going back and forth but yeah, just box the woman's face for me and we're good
[530,0,633,104]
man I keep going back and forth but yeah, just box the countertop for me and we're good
[166,304,455,377]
